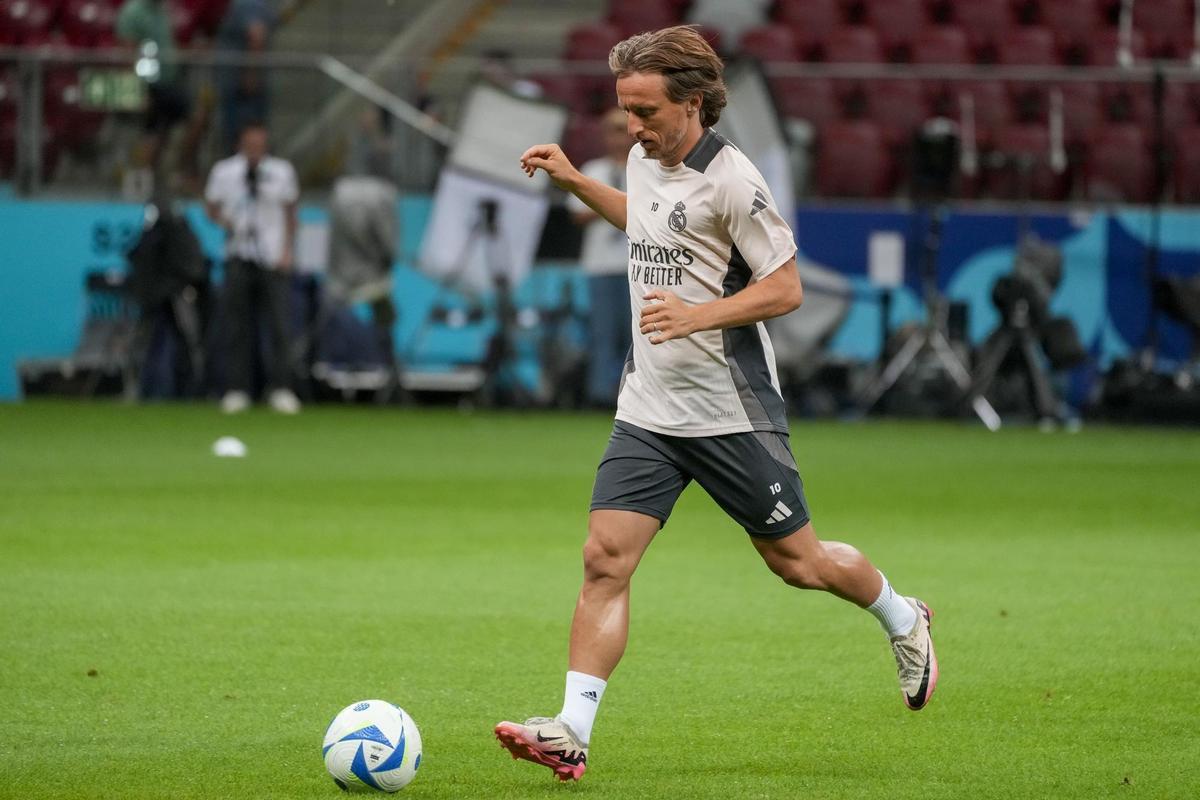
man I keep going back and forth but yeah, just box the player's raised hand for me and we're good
[519,144,580,190]
[640,290,698,344]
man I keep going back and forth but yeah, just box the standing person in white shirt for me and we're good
[494,26,938,783]
[567,108,635,407]
[204,121,301,414]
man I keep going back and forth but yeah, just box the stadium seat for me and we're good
[952,0,1016,60]
[1172,126,1200,203]
[911,25,972,64]
[815,119,894,197]
[1082,27,1147,66]
[775,0,845,59]
[180,0,229,38]
[864,78,929,146]
[565,20,623,61]
[562,112,605,165]
[1052,81,1102,145]
[528,73,590,116]
[565,21,623,111]
[61,0,117,48]
[170,2,201,46]
[607,0,680,37]
[1132,0,1193,58]
[988,123,1067,200]
[1102,80,1193,131]
[862,0,929,61]
[1039,0,1106,62]
[770,76,844,128]
[1,0,58,44]
[1086,124,1153,202]
[996,26,1059,65]
[822,25,884,63]
[738,24,799,63]
[949,80,1013,146]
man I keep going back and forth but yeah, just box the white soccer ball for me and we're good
[322,700,423,793]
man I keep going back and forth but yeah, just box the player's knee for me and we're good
[581,530,634,586]
[767,554,826,591]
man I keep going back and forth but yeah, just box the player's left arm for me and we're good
[640,259,802,343]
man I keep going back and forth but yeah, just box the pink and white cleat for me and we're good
[494,716,588,782]
[891,597,938,710]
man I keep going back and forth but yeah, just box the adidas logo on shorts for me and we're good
[765,500,793,525]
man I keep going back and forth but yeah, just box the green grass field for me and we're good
[1,402,1198,799]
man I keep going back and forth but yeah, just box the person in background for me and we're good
[116,0,190,173]
[567,108,635,407]
[319,105,401,390]
[204,121,301,414]
[216,0,278,154]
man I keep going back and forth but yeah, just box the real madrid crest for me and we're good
[668,201,687,232]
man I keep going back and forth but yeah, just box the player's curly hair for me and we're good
[608,25,727,128]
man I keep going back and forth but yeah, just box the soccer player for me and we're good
[495,26,937,782]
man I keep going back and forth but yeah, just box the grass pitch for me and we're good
[0,402,1197,799]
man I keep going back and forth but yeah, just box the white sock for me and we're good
[558,670,607,746]
[866,571,918,638]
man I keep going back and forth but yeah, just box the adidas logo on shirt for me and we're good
[750,189,769,217]
[765,500,793,525]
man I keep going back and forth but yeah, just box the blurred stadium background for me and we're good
[0,0,1198,420]
[2,2,1199,799]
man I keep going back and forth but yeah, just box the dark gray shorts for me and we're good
[590,421,811,538]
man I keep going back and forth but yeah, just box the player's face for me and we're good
[616,72,700,166]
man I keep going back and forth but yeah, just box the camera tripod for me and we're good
[857,205,1002,430]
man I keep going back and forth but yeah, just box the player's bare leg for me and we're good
[495,509,659,780]
[568,509,660,678]
[752,522,938,710]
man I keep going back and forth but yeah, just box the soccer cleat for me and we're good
[890,597,938,710]
[494,716,588,782]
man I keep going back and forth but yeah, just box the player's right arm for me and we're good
[520,144,627,231]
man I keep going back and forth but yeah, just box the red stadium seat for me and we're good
[1,0,58,44]
[1172,126,1200,202]
[1132,0,1193,58]
[988,123,1067,199]
[565,21,623,61]
[1039,0,1106,62]
[565,21,623,111]
[562,112,605,165]
[952,0,1016,60]
[180,0,228,37]
[1082,27,1147,66]
[739,24,800,63]
[61,0,117,48]
[864,78,929,146]
[1086,124,1153,202]
[528,73,591,116]
[0,68,17,125]
[947,80,1014,146]
[607,0,680,37]
[815,120,894,197]
[862,0,930,60]
[911,25,972,64]
[1051,81,1101,145]
[776,0,845,59]
[770,76,844,128]
[1102,80,1193,131]
[996,25,1059,65]
[170,2,201,46]
[822,25,884,63]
